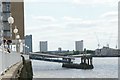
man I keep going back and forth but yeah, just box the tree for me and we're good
[86,50,95,54]
[74,51,80,55]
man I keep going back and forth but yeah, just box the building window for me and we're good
[6,4,10,11]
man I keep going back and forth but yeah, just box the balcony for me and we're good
[2,20,8,22]
[2,2,10,4]
[2,11,10,13]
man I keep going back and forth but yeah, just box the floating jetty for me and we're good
[62,49,94,69]
[62,56,94,69]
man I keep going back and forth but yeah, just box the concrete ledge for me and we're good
[0,58,33,80]
[0,61,23,80]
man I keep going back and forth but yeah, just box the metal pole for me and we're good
[10,24,12,50]
[16,39,18,52]
[15,33,17,52]
[24,44,25,54]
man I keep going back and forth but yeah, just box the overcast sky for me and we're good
[24,0,118,51]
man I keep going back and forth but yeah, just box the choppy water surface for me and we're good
[32,57,118,78]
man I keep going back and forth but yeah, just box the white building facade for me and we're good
[40,41,48,52]
[75,40,83,51]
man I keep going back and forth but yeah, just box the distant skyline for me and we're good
[24,0,118,51]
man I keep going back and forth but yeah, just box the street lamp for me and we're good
[16,34,20,52]
[19,39,22,53]
[13,26,18,52]
[16,35,20,39]
[13,26,18,34]
[8,13,14,49]
[8,13,14,24]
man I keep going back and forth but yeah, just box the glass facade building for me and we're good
[24,35,33,53]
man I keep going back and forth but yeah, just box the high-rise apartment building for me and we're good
[2,0,24,40]
[2,1,11,39]
[75,40,83,51]
[58,47,62,52]
[40,41,48,52]
[25,35,33,53]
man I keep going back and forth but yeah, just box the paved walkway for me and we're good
[0,61,23,80]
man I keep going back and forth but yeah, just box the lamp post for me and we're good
[16,34,20,52]
[23,44,25,54]
[19,39,22,53]
[13,26,18,35]
[13,26,18,52]
[8,13,14,49]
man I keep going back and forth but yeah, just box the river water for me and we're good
[32,57,118,78]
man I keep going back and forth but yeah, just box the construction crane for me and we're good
[106,33,113,48]
[94,32,100,49]
[115,39,118,49]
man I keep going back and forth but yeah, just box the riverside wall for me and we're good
[0,51,21,75]
[0,56,33,80]
[19,59,33,80]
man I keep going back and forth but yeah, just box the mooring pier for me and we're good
[30,48,94,69]
[62,49,94,69]
[62,55,94,69]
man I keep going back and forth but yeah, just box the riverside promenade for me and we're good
[0,51,21,75]
[0,50,33,80]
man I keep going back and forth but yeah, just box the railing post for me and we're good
[90,57,93,65]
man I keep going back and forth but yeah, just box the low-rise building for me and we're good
[95,46,118,56]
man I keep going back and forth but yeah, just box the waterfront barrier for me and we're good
[1,61,23,79]
[0,51,21,75]
[0,55,33,80]
[19,58,33,80]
